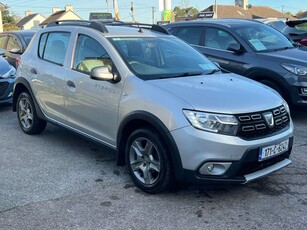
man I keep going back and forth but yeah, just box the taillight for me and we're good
[299,38,307,46]
[16,56,21,68]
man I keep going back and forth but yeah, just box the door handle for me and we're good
[67,80,76,88]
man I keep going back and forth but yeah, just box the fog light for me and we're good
[8,91,13,97]
[302,88,307,94]
[199,162,232,176]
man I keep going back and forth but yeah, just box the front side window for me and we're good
[110,36,218,80]
[204,28,240,50]
[38,32,70,65]
[235,25,293,52]
[7,36,21,50]
[176,27,203,45]
[73,34,112,74]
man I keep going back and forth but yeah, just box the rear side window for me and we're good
[176,27,202,45]
[38,32,70,65]
[7,36,21,50]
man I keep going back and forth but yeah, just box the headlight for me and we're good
[281,63,307,76]
[1,66,16,79]
[282,99,291,116]
[183,110,238,135]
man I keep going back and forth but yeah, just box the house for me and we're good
[199,5,296,20]
[40,5,82,27]
[296,11,307,19]
[16,11,46,30]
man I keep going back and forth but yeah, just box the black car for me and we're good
[165,19,307,107]
[0,49,16,104]
[282,19,307,46]
[0,30,36,67]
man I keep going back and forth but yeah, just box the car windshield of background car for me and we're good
[235,25,294,52]
[110,37,218,80]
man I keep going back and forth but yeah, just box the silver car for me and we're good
[13,21,293,193]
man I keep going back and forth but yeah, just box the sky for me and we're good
[3,0,307,24]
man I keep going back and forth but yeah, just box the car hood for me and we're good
[0,57,12,75]
[149,73,283,114]
[257,48,307,65]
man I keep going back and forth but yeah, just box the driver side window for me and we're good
[73,35,112,74]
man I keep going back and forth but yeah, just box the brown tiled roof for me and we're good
[201,5,296,20]
[40,10,82,26]
[202,5,252,18]
[296,11,307,19]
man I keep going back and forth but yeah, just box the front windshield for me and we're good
[110,36,218,80]
[235,24,294,52]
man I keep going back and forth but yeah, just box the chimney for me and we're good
[65,5,73,12]
[25,11,32,17]
[235,0,249,10]
[52,7,61,14]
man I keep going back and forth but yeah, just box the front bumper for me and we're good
[171,122,293,184]
[0,78,14,104]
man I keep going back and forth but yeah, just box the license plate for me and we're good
[259,139,289,161]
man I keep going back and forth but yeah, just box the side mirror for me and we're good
[9,48,23,54]
[90,66,121,83]
[227,43,244,54]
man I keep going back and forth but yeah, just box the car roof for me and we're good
[166,18,263,28]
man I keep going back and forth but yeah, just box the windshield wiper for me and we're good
[273,47,291,51]
[204,69,221,75]
[159,71,203,79]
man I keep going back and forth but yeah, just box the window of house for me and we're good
[73,34,112,74]
[38,32,70,65]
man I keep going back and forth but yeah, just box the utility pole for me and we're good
[106,0,110,13]
[215,0,218,18]
[131,1,135,23]
[152,6,155,24]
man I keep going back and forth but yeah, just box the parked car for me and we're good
[0,30,36,67]
[164,19,307,107]
[13,20,293,193]
[262,19,286,31]
[0,49,16,104]
[282,19,307,46]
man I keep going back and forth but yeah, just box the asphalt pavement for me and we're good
[0,104,306,230]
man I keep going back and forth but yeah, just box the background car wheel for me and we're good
[17,92,47,135]
[125,127,173,194]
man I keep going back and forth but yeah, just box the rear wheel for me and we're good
[17,92,47,135]
[125,127,173,194]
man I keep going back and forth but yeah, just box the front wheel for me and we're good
[125,127,173,194]
[17,92,47,135]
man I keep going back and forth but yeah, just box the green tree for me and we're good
[2,9,20,31]
[173,6,199,17]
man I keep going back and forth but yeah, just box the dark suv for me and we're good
[0,30,36,67]
[165,19,307,107]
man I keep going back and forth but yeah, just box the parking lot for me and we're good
[0,104,306,230]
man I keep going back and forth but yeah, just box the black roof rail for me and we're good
[46,20,109,33]
[110,23,170,35]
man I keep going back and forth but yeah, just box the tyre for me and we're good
[260,80,284,98]
[17,92,47,135]
[125,127,173,194]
